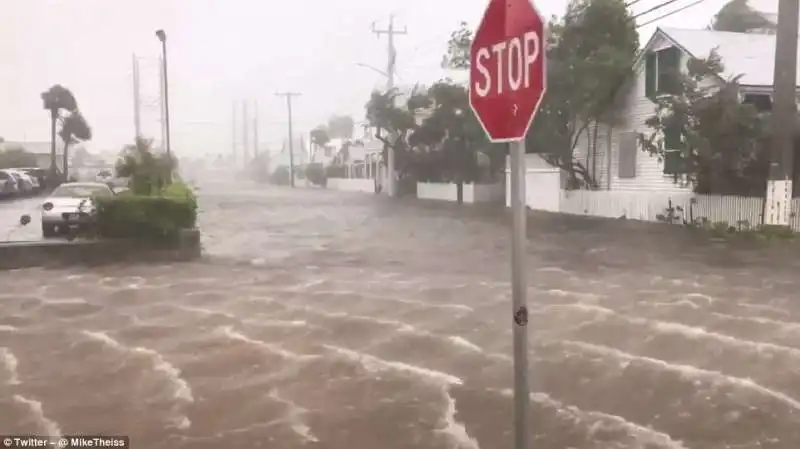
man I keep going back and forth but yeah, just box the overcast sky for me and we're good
[0,0,775,157]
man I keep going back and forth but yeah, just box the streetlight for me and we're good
[355,62,389,78]
[155,29,171,157]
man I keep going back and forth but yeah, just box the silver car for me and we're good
[41,182,115,237]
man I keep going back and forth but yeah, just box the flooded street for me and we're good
[2,181,800,448]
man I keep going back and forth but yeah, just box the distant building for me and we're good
[0,140,65,171]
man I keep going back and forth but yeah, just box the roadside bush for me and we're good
[269,166,291,185]
[305,163,326,186]
[94,183,197,242]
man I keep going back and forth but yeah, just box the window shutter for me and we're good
[618,132,637,179]
[645,52,656,99]
[663,125,681,149]
[663,125,683,175]
[657,47,681,95]
[663,150,683,175]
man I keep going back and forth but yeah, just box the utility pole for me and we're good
[253,100,259,158]
[242,101,249,168]
[132,54,142,140]
[766,0,799,227]
[158,56,167,153]
[275,92,301,188]
[231,101,237,165]
[372,14,406,197]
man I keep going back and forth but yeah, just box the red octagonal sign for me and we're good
[469,0,547,142]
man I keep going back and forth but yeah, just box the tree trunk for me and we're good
[62,141,70,182]
[49,110,58,185]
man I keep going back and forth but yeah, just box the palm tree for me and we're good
[58,111,92,180]
[41,85,78,182]
[116,137,176,195]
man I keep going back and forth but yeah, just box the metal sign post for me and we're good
[468,0,546,446]
[509,139,529,449]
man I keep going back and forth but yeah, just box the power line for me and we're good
[636,0,708,27]
[630,0,682,21]
[275,91,301,187]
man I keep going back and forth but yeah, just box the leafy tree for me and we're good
[638,51,771,196]
[116,137,176,195]
[59,111,92,180]
[442,0,638,188]
[528,0,638,188]
[41,85,78,180]
[409,81,488,202]
[443,22,473,70]
[327,115,355,139]
[711,0,773,33]
[364,86,432,186]
[310,126,331,148]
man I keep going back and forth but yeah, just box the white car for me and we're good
[41,182,115,237]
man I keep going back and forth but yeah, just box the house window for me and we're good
[663,125,684,175]
[742,93,772,112]
[645,47,681,99]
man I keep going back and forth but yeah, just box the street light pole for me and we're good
[155,29,172,158]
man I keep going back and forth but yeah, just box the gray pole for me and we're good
[242,101,249,168]
[509,140,529,449]
[372,15,406,197]
[253,100,259,157]
[231,101,237,164]
[275,92,301,187]
[765,0,799,226]
[132,54,142,140]
[160,43,171,157]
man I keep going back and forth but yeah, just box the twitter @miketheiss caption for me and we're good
[2,436,129,448]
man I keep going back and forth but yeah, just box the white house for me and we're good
[570,27,793,194]
[518,26,800,225]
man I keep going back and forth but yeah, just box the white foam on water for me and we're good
[324,344,462,385]
[81,330,194,429]
[559,340,800,412]
[43,298,88,305]
[13,395,62,437]
[267,389,319,442]
[321,311,417,333]
[736,303,790,316]
[446,336,483,353]
[498,389,687,449]
[711,312,800,333]
[175,305,237,319]
[535,266,570,274]
[555,303,800,360]
[0,324,18,332]
[215,326,318,361]
[437,387,481,449]
[1,347,20,385]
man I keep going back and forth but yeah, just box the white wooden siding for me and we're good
[607,34,715,193]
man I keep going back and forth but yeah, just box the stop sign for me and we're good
[469,0,547,142]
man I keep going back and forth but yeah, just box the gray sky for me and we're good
[0,0,768,157]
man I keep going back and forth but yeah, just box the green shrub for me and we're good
[305,163,327,186]
[269,166,292,185]
[94,183,197,242]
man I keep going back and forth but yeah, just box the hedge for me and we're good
[94,183,197,241]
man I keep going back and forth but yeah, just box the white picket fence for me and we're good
[559,190,800,231]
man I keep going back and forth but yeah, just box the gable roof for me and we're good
[646,27,799,87]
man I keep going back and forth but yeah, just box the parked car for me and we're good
[19,168,47,192]
[41,182,115,237]
[0,169,34,196]
[0,171,19,198]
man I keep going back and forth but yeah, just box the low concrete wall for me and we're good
[327,178,375,193]
[416,182,505,203]
[0,229,202,270]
